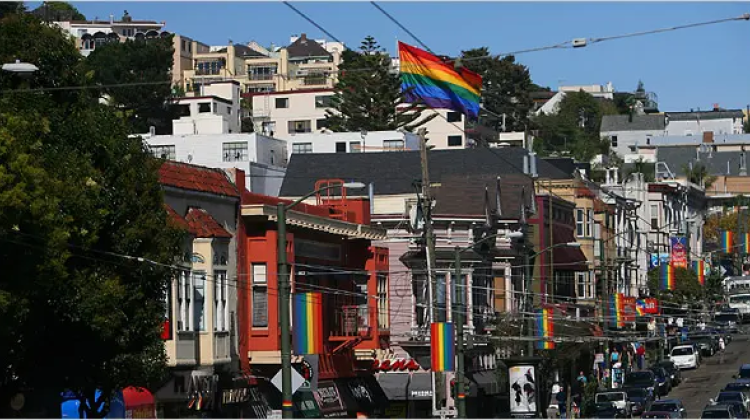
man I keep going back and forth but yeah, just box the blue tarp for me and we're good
[61,390,126,419]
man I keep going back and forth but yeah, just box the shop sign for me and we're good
[316,384,344,409]
[636,298,659,314]
[347,379,373,405]
[126,406,155,419]
[222,388,250,404]
[622,297,636,323]
[410,390,432,398]
[670,237,687,268]
[372,358,421,372]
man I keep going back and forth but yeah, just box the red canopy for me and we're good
[122,387,155,418]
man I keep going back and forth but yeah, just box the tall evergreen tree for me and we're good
[324,36,435,133]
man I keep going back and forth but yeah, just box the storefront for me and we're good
[154,369,219,418]
[334,376,390,418]
[376,373,434,418]
[216,376,270,418]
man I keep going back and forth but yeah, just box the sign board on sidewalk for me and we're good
[434,409,456,417]
[271,368,305,395]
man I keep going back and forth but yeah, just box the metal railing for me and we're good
[332,305,369,337]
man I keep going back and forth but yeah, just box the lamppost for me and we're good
[277,181,366,419]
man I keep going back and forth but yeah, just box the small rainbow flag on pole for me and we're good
[692,260,706,286]
[609,294,624,328]
[535,308,555,350]
[399,41,483,119]
[292,292,324,355]
[743,233,750,254]
[430,322,455,372]
[720,230,734,253]
[661,263,675,290]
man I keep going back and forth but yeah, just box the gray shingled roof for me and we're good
[279,148,572,198]
[666,110,744,121]
[286,34,332,59]
[656,146,744,176]
[600,114,666,132]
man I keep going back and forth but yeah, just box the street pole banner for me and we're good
[670,237,687,268]
[430,322,455,372]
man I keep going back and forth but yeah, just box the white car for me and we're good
[669,345,699,369]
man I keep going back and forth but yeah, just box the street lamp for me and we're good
[276,181,366,418]
[2,60,39,75]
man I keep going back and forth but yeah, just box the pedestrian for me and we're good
[719,336,726,364]
[636,343,646,370]
[611,348,620,364]
[556,387,567,419]
[577,371,587,386]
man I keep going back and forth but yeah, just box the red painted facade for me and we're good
[237,185,389,380]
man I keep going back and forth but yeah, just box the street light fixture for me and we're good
[2,60,39,75]
[276,181,366,419]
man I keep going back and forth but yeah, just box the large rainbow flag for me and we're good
[430,322,455,372]
[292,292,324,355]
[720,230,734,253]
[609,293,624,328]
[535,308,555,350]
[398,41,483,119]
[692,260,706,286]
[661,263,675,290]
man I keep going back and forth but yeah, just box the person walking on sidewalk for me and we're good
[719,336,726,364]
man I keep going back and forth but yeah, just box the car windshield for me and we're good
[671,347,693,356]
[717,392,743,402]
[701,409,732,419]
[627,372,653,381]
[716,314,739,322]
[740,367,750,379]
[626,389,647,398]
[596,393,624,402]
[725,384,750,391]
[650,403,678,412]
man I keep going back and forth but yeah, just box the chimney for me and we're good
[703,131,714,144]
[300,33,307,40]
[714,103,720,111]
[109,14,114,24]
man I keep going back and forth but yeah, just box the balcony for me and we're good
[331,305,371,340]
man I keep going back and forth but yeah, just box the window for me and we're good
[247,85,275,94]
[335,142,347,153]
[223,142,248,162]
[594,223,602,258]
[122,28,134,37]
[377,273,389,329]
[383,140,404,151]
[577,273,590,299]
[177,270,192,331]
[447,112,462,123]
[193,271,206,331]
[315,95,333,108]
[292,143,313,154]
[196,60,223,76]
[252,264,268,327]
[226,106,232,115]
[576,208,585,237]
[651,204,659,230]
[261,121,276,136]
[214,270,228,332]
[303,74,327,86]
[586,209,594,237]
[436,273,447,322]
[316,119,329,130]
[198,102,211,113]
[248,65,277,81]
[611,135,618,147]
[275,98,289,108]
[150,145,176,160]
[447,135,463,147]
[350,142,362,153]
[288,120,311,133]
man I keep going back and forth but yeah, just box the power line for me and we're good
[369,2,435,55]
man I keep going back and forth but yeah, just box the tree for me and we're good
[0,1,24,19]
[324,36,435,133]
[30,1,85,21]
[84,35,176,135]
[460,48,535,133]
[647,266,702,306]
[682,162,716,190]
[532,90,613,162]
[0,13,182,417]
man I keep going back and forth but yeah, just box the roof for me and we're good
[656,146,744,177]
[159,161,240,198]
[184,207,232,238]
[279,148,572,198]
[216,44,268,58]
[165,204,190,230]
[666,110,744,121]
[242,88,333,99]
[600,114,666,132]
[285,33,332,59]
[431,173,534,219]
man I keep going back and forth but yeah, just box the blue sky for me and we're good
[35,2,750,111]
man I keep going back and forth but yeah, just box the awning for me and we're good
[122,387,156,418]
[334,376,390,415]
[551,225,589,271]
[376,373,433,401]
[314,380,349,418]
[469,371,501,395]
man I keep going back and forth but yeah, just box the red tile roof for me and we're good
[165,204,190,231]
[185,207,232,238]
[159,161,240,198]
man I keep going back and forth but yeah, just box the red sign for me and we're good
[636,298,660,315]
[372,359,421,372]
[622,297,636,323]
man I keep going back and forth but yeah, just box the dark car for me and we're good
[624,387,653,416]
[653,360,683,387]
[735,364,750,380]
[692,334,719,356]
[625,371,660,398]
[593,402,627,419]
[642,411,676,419]
[724,383,750,395]
[649,399,688,419]
[702,404,738,419]
[651,367,672,396]
[714,391,750,411]
[722,401,749,419]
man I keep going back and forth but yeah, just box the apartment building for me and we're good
[142,80,287,196]
[284,130,421,158]
[53,11,167,56]
[535,82,615,116]
[156,162,242,418]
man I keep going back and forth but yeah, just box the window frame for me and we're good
[252,263,269,328]
[275,98,289,109]
[291,142,313,154]
[222,141,249,162]
[214,270,228,332]
[447,135,463,147]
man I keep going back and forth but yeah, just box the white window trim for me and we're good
[252,263,269,328]
[214,270,228,332]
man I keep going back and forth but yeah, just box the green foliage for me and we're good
[532,90,613,162]
[31,1,85,20]
[459,48,534,133]
[0,1,24,19]
[682,161,716,189]
[324,36,435,132]
[626,158,656,182]
[647,266,703,305]
[0,13,182,417]
[83,35,176,134]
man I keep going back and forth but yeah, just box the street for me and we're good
[667,334,750,417]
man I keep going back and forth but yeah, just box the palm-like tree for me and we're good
[683,162,716,190]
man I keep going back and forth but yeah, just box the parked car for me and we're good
[702,404,739,419]
[642,412,678,419]
[595,391,632,418]
[649,399,688,419]
[592,401,628,419]
[653,360,683,387]
[650,366,672,396]
[734,364,750,380]
[724,382,750,395]
[624,387,654,416]
[712,391,750,411]
[625,371,660,398]
[722,401,749,419]
[692,334,719,357]
[669,344,700,369]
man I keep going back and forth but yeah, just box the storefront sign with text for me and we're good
[372,359,422,372]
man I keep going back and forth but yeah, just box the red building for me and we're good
[236,179,391,418]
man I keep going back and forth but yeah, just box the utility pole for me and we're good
[418,127,442,417]
[600,229,611,373]
[277,204,293,419]
[454,247,466,419]
[521,199,535,358]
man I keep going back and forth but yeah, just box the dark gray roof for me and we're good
[431,173,533,219]
[280,148,571,198]
[600,114,666,132]
[216,44,268,58]
[666,110,744,121]
[656,146,744,176]
[286,33,332,59]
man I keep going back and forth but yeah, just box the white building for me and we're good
[284,130,420,158]
[53,11,167,56]
[600,114,667,157]
[665,108,744,136]
[142,80,287,196]
[535,82,615,116]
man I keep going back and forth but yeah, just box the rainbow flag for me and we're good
[535,308,555,350]
[720,230,734,253]
[692,260,706,286]
[609,293,624,328]
[398,41,483,119]
[661,263,675,290]
[292,292,324,355]
[430,322,455,372]
[635,299,646,316]
[743,233,750,254]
